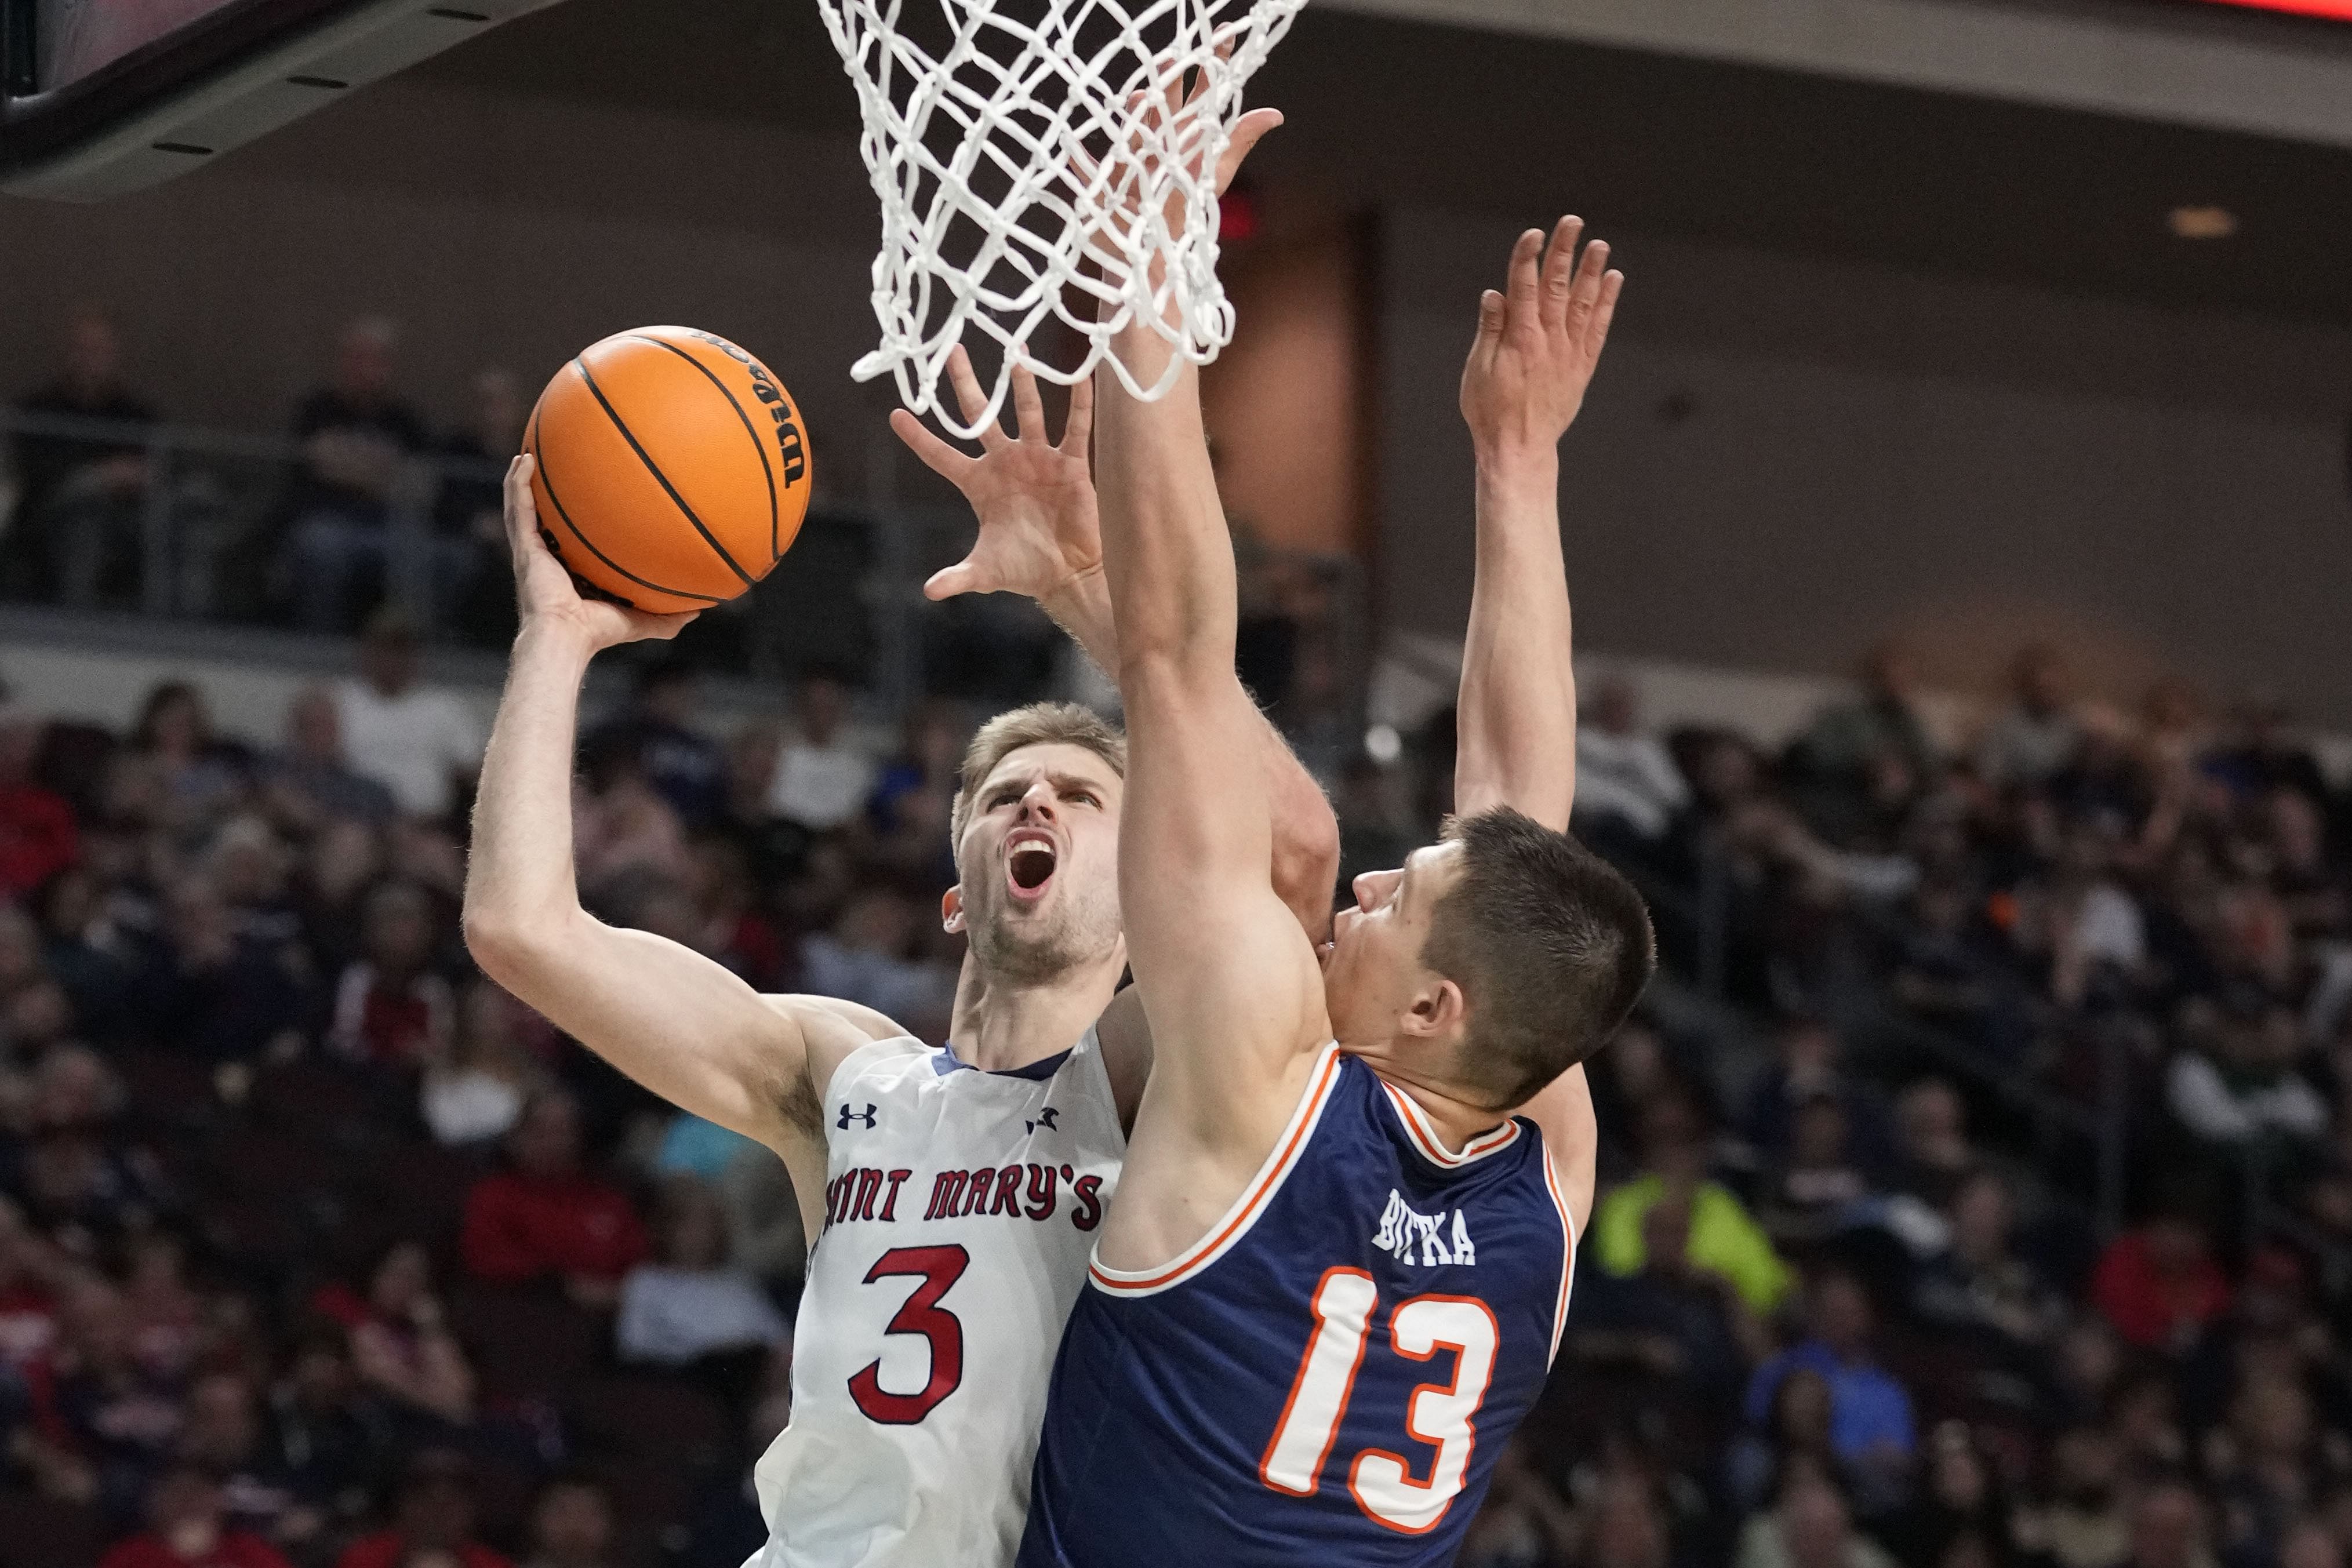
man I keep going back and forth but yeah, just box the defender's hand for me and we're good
[892,348,1104,605]
[504,456,699,649]
[1459,216,1623,461]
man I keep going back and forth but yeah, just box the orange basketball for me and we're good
[525,326,812,614]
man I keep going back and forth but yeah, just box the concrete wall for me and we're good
[1379,207,2352,721]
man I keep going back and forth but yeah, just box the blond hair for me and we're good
[949,703,1127,856]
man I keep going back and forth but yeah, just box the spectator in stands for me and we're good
[519,1474,616,1568]
[1737,1018,1893,1178]
[129,684,249,836]
[764,668,876,832]
[2168,997,2328,1152]
[96,1461,295,1568]
[324,881,452,1072]
[1911,1166,2066,1374]
[1890,1079,1977,1209]
[1790,641,1940,847]
[1732,1475,1897,1568]
[616,1177,789,1374]
[264,688,396,833]
[2112,1474,2212,1568]
[1572,674,1689,846]
[8,307,158,606]
[259,1326,388,1555]
[1572,1187,1767,1398]
[314,1240,473,1431]
[332,1448,510,1568]
[335,612,482,822]
[420,980,539,1149]
[1756,1092,1878,1247]
[0,701,79,898]
[2208,1375,2333,1567]
[1977,644,2082,789]
[130,878,307,1065]
[1888,1421,2017,1566]
[1457,1440,1580,1566]
[433,368,528,644]
[24,1276,186,1522]
[173,1370,290,1544]
[2013,1424,2128,1568]
[1594,1092,1794,1317]
[281,319,432,632]
[1746,1271,1916,1497]
[797,883,955,1041]
[2093,1203,2231,1354]
[460,1089,647,1308]
[583,661,726,832]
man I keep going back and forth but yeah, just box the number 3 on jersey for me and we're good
[1259,1267,1500,1534]
[848,1245,969,1424]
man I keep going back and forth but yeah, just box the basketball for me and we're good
[524,326,812,614]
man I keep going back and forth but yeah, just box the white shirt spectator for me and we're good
[337,678,481,817]
[764,736,877,831]
[2168,1051,2329,1144]
[1975,707,2080,790]
[1575,727,1689,839]
[2073,885,2146,969]
[617,1265,791,1366]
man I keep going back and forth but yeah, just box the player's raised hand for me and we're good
[892,347,1105,607]
[503,456,699,650]
[1459,216,1623,461]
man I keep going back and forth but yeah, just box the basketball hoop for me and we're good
[816,0,1304,439]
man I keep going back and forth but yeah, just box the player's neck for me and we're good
[1364,1053,1513,1153]
[947,949,1123,1073]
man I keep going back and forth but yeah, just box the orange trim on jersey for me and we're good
[1090,1045,1344,1296]
[1539,1140,1578,1367]
[1377,1080,1521,1169]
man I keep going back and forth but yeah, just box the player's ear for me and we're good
[941,886,967,934]
[1403,976,1464,1041]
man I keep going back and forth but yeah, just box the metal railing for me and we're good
[0,405,1370,729]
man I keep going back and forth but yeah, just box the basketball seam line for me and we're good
[532,423,723,606]
[625,333,780,566]
[572,354,757,587]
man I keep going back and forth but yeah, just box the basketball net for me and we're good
[817,0,1304,438]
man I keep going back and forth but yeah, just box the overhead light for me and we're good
[2168,205,2239,241]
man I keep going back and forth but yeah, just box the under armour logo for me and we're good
[837,1104,878,1130]
[1026,1107,1060,1133]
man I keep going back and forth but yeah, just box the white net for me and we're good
[816,0,1305,438]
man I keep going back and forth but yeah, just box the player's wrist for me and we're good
[512,613,605,665]
[1473,441,1561,490]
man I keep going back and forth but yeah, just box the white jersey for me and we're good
[748,1028,1125,1568]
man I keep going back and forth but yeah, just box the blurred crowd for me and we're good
[3,310,522,639]
[10,305,2352,1568]
[1455,643,2352,1568]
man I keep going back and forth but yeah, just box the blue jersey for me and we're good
[1019,1044,1576,1567]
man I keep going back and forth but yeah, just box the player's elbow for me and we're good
[461,904,562,988]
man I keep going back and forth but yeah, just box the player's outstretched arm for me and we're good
[1451,220,1624,1232]
[893,348,1342,941]
[1084,101,1329,1145]
[1453,217,1621,830]
[463,459,895,1159]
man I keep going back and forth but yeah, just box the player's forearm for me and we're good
[463,620,596,949]
[1455,447,1577,831]
[1091,347,1238,685]
[1052,501,1336,931]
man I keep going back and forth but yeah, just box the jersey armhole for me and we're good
[1536,1129,1580,1367]
[817,1034,928,1138]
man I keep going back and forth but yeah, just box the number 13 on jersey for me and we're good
[1258,1267,1500,1535]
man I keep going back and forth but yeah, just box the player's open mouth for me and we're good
[1006,830,1059,902]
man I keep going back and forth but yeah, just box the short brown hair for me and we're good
[949,703,1128,855]
[1422,807,1655,1108]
